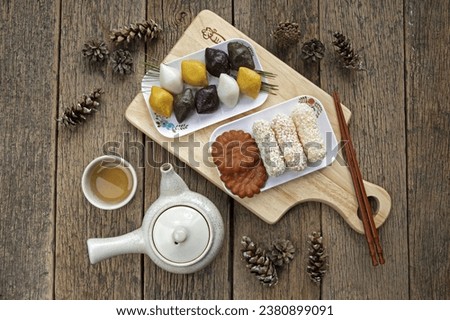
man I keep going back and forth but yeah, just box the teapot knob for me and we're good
[172,226,188,244]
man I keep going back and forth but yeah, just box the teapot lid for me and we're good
[152,206,210,264]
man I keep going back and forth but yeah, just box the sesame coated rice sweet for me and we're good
[291,103,326,163]
[252,120,286,177]
[271,113,307,171]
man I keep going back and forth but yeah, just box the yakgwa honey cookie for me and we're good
[211,130,260,174]
[220,161,268,198]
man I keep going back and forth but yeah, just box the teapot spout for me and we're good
[87,228,146,264]
[159,163,189,198]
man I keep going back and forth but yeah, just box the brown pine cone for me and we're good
[307,232,328,283]
[57,88,104,127]
[301,38,325,63]
[272,22,301,48]
[268,239,296,267]
[82,40,109,63]
[241,236,278,287]
[332,32,364,70]
[110,49,133,75]
[110,20,162,45]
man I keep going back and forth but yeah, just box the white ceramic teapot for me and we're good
[87,163,224,274]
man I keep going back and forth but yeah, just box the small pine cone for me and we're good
[307,232,328,283]
[57,88,103,127]
[268,239,295,267]
[332,32,364,70]
[250,254,279,287]
[301,38,325,63]
[241,236,278,287]
[110,49,133,75]
[110,20,162,45]
[88,88,103,100]
[241,236,258,260]
[81,40,109,63]
[272,22,301,48]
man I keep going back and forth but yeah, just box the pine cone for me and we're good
[110,49,133,75]
[301,38,325,63]
[272,22,300,48]
[81,40,109,63]
[57,88,103,127]
[268,239,295,267]
[241,236,278,287]
[110,20,162,45]
[307,232,327,283]
[332,32,364,70]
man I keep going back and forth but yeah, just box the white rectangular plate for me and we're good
[141,38,269,138]
[210,95,339,192]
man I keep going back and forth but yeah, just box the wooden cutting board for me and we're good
[125,10,391,234]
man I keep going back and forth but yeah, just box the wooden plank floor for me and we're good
[0,0,448,300]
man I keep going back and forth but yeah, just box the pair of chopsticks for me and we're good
[332,91,385,266]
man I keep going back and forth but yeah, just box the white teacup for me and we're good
[81,155,137,210]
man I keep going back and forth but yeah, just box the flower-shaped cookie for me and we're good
[220,161,268,198]
[211,130,268,198]
[211,130,260,174]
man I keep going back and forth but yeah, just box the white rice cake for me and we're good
[271,113,307,171]
[291,103,326,163]
[252,120,286,177]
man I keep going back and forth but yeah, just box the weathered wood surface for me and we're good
[405,1,450,299]
[55,0,146,299]
[0,0,448,300]
[0,0,59,299]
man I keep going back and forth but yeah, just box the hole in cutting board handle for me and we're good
[356,196,380,221]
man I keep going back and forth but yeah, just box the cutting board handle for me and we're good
[323,180,391,234]
[363,180,392,228]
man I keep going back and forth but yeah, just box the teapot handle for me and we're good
[87,228,146,264]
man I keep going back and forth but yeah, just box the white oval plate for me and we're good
[210,95,339,192]
[141,38,269,138]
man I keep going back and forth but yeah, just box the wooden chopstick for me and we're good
[332,91,385,266]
